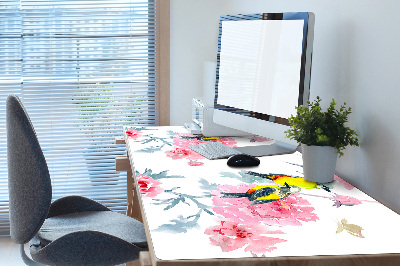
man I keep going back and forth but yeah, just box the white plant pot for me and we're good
[302,144,338,183]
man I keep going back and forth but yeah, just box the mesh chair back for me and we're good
[6,94,52,244]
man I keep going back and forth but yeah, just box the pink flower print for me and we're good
[332,193,362,207]
[334,175,354,190]
[252,195,319,226]
[165,148,203,161]
[212,183,319,227]
[250,136,272,142]
[172,133,237,149]
[166,133,238,165]
[188,160,204,166]
[172,133,203,149]
[126,128,142,139]
[137,174,164,198]
[205,220,286,255]
[165,147,190,159]
[214,137,237,148]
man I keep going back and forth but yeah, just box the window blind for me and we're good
[0,0,159,236]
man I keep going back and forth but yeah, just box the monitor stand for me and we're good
[234,140,298,157]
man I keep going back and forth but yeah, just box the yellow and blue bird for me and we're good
[246,171,319,189]
[222,182,301,205]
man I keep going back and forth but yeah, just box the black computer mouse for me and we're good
[227,154,260,167]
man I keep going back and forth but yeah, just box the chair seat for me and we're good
[37,211,147,248]
[7,95,148,265]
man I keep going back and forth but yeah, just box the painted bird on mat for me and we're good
[222,182,301,205]
[246,171,318,189]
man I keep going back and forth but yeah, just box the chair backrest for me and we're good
[6,94,52,244]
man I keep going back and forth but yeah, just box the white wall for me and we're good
[170,0,400,213]
[170,0,228,125]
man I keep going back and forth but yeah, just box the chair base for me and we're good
[20,244,45,266]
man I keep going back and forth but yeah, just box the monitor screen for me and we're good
[213,13,315,156]
[217,19,304,118]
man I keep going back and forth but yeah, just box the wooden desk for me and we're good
[118,126,400,266]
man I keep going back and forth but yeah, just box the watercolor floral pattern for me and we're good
[125,128,177,153]
[249,136,272,142]
[137,174,164,198]
[211,183,319,226]
[125,127,272,167]
[165,147,202,161]
[202,169,374,255]
[165,133,238,166]
[152,179,218,233]
[332,194,362,207]
[334,175,355,190]
[125,128,143,139]
[224,171,365,208]
[135,169,185,198]
[124,127,400,261]
[204,220,286,255]
[135,166,367,255]
[204,181,319,255]
[136,167,366,255]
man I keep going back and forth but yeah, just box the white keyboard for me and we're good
[189,142,242,160]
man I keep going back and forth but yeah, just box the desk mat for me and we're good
[124,126,400,260]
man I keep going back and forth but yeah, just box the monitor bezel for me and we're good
[214,12,314,126]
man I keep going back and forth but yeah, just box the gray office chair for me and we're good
[6,94,148,265]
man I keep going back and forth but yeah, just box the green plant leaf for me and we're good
[285,97,359,157]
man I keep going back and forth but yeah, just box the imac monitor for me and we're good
[213,12,315,156]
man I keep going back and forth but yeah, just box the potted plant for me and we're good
[285,96,359,183]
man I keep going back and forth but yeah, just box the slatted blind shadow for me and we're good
[0,0,159,236]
